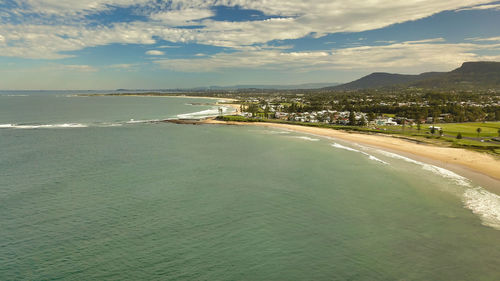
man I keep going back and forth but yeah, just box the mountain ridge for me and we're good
[326,61,500,91]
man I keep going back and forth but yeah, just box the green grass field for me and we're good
[422,122,500,138]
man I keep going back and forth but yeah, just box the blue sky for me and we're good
[1,0,500,90]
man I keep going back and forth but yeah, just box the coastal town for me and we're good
[224,91,500,126]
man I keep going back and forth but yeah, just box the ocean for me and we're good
[1,92,499,280]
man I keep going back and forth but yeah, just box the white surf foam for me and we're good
[463,188,500,230]
[375,150,471,187]
[177,104,237,119]
[366,155,389,165]
[293,136,320,142]
[177,107,222,119]
[373,149,500,230]
[331,143,389,165]
[96,123,123,127]
[126,119,160,124]
[4,123,89,129]
[268,130,291,134]
[331,142,361,153]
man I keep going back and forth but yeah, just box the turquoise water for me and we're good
[1,94,499,280]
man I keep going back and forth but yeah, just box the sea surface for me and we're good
[1,92,499,280]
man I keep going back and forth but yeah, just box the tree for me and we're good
[367,112,376,122]
[457,132,462,139]
[476,127,482,138]
[359,115,367,126]
[349,111,356,126]
[432,111,439,124]
[264,104,270,118]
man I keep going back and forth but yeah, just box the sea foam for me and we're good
[293,136,320,142]
[177,107,224,119]
[126,119,161,124]
[331,143,389,165]
[374,149,500,230]
[375,150,471,187]
[463,188,500,230]
[1,123,88,129]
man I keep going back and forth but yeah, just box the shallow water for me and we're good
[1,94,499,280]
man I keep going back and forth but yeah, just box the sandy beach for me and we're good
[203,119,500,194]
[218,102,241,114]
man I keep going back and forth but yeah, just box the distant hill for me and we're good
[328,72,443,90]
[207,82,341,90]
[327,61,500,90]
[412,61,500,89]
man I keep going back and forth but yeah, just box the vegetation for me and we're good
[422,122,500,138]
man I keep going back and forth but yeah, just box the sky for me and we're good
[1,0,500,90]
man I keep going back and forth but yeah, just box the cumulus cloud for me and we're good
[153,40,500,72]
[456,3,500,11]
[0,0,496,60]
[12,0,152,16]
[145,50,165,56]
[150,8,214,26]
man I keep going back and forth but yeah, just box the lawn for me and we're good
[422,122,500,138]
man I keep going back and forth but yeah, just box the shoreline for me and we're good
[82,94,237,102]
[201,119,500,195]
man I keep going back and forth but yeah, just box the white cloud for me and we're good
[456,3,500,11]
[0,23,157,59]
[13,0,152,16]
[49,64,98,72]
[145,50,164,56]
[150,8,214,26]
[0,0,496,60]
[153,40,500,72]
[467,36,500,42]
[404,38,446,44]
[158,45,181,48]
[106,63,137,68]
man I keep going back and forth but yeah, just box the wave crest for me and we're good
[293,136,320,142]
[464,188,500,230]
[0,123,88,129]
[331,143,389,165]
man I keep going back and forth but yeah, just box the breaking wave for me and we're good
[293,136,320,141]
[0,123,88,129]
[375,150,472,187]
[126,119,161,124]
[374,149,500,230]
[177,105,235,119]
[464,188,500,230]
[331,143,389,165]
